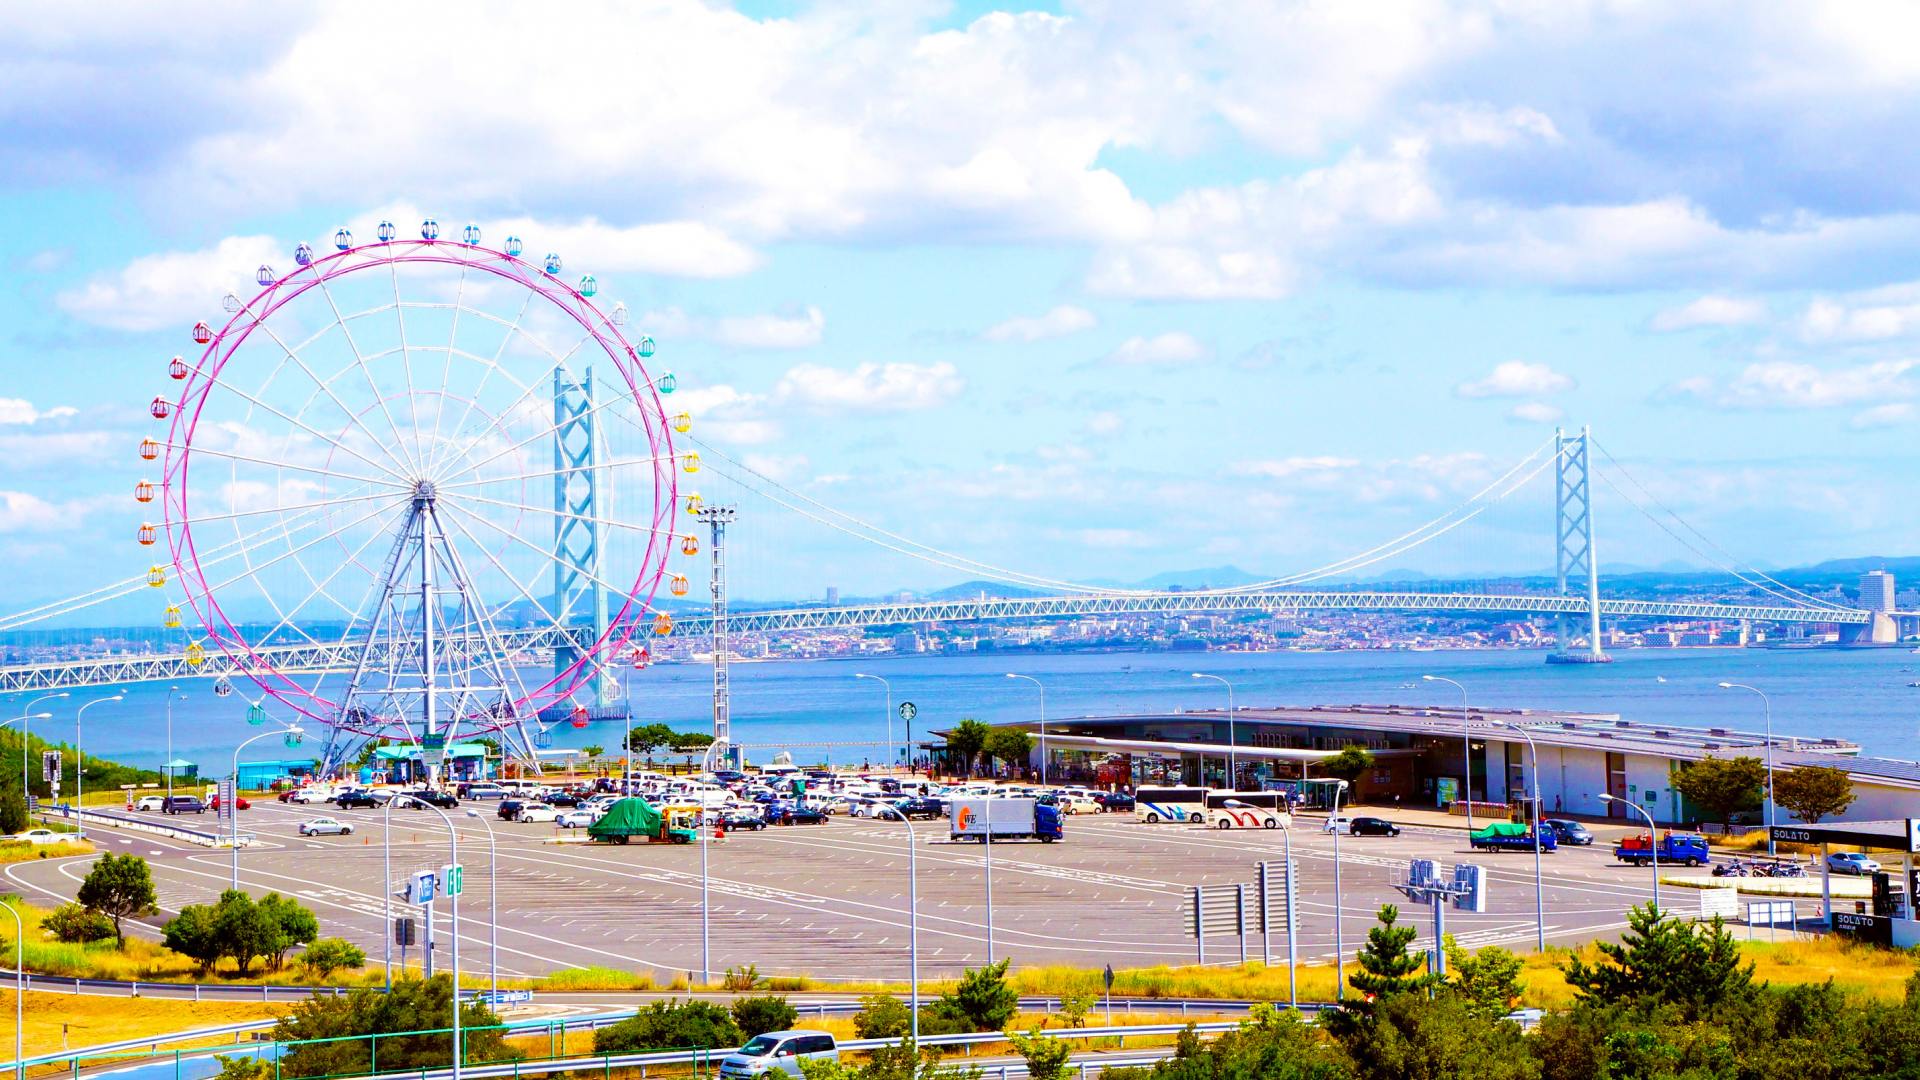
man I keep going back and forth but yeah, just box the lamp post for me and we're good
[1718,682,1777,857]
[984,801,995,963]
[18,692,69,804]
[1,896,18,1080]
[1601,794,1660,912]
[1191,673,1237,786]
[854,673,893,771]
[163,685,184,800]
[1491,720,1546,950]
[381,798,464,1080]
[1330,779,1349,1001]
[1227,798,1295,1007]
[700,741,717,984]
[230,724,303,888]
[1421,675,1473,831]
[1004,674,1047,784]
[880,806,921,1042]
[73,695,124,840]
[463,809,499,1000]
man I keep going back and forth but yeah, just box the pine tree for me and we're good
[1329,905,1441,1036]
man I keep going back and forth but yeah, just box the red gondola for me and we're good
[150,397,171,420]
[134,480,155,503]
[192,322,212,344]
[138,438,160,461]
[168,356,189,380]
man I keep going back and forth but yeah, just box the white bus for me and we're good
[1195,790,1291,830]
[1134,786,1208,824]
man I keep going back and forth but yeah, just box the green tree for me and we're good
[1443,937,1526,1020]
[1318,746,1376,790]
[852,993,912,1038]
[945,720,991,777]
[0,779,26,835]
[731,994,799,1038]
[274,976,513,1078]
[43,902,114,943]
[593,1000,741,1054]
[581,745,604,761]
[1148,1004,1353,1080]
[798,1039,979,1080]
[213,890,286,976]
[1329,905,1441,1035]
[161,902,223,974]
[1336,992,1539,1080]
[930,959,1019,1032]
[300,938,367,979]
[983,728,1034,776]
[1672,754,1765,827]
[259,892,319,970]
[627,723,675,764]
[1005,1028,1071,1080]
[1563,902,1754,1020]
[76,852,158,944]
[1773,764,1857,824]
[210,1055,270,1080]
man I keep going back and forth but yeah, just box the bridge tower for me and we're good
[1552,426,1609,663]
[552,366,615,705]
[697,504,739,765]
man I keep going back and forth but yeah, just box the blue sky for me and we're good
[5,1,1920,611]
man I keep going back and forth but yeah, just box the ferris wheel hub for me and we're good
[411,479,438,505]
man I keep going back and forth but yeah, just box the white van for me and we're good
[717,1030,838,1078]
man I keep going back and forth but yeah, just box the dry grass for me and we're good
[0,841,93,866]
[3,990,286,1066]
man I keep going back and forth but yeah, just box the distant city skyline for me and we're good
[5,4,1920,616]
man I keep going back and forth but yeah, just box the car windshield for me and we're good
[739,1036,781,1055]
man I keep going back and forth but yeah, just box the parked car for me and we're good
[298,817,353,836]
[515,804,560,823]
[497,800,527,821]
[408,789,459,809]
[1349,817,1402,837]
[208,794,251,812]
[1055,793,1102,815]
[541,792,584,808]
[1543,819,1594,846]
[461,784,508,800]
[1827,851,1882,876]
[163,796,206,815]
[896,796,945,820]
[555,808,601,829]
[334,791,380,809]
[134,795,166,812]
[718,1030,839,1079]
[289,787,335,805]
[11,829,72,845]
[783,806,828,826]
[721,809,768,831]
[1095,792,1136,813]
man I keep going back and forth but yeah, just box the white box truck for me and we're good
[948,797,1063,843]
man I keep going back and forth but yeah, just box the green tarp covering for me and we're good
[1472,821,1531,839]
[588,797,663,839]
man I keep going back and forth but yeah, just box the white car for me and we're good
[1323,816,1353,835]
[556,808,600,828]
[134,795,165,812]
[515,804,559,823]
[290,788,335,804]
[12,829,71,845]
[1056,794,1101,815]
[299,817,353,836]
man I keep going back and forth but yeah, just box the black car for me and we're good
[497,799,527,821]
[1543,819,1594,845]
[771,804,827,825]
[1349,816,1401,837]
[334,791,380,810]
[897,796,945,820]
[712,770,747,784]
[162,795,206,815]
[1096,792,1136,812]
[407,789,458,809]
[721,809,767,831]
[541,792,583,808]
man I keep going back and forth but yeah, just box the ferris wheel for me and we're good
[138,218,700,768]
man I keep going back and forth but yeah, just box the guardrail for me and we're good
[39,805,233,847]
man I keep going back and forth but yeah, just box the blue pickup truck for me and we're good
[1470,821,1558,852]
[1613,832,1710,867]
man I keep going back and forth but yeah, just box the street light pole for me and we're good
[463,810,499,1000]
[854,674,893,772]
[1718,682,1777,857]
[73,695,123,841]
[700,742,717,984]
[231,725,303,888]
[18,692,69,804]
[1191,674,1236,786]
[1,897,18,1080]
[1331,779,1349,1001]
[881,807,921,1043]
[1004,674,1047,784]
[1422,675,1473,831]
[1602,794,1660,912]
[1492,720,1546,950]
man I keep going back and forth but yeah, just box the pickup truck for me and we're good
[1470,821,1557,852]
[1613,832,1710,867]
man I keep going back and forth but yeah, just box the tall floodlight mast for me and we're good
[698,505,738,766]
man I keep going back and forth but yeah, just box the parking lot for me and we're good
[5,799,1666,982]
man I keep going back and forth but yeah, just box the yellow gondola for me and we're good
[672,412,692,433]
[186,642,205,666]
[163,605,182,629]
[681,452,700,474]
[146,565,166,588]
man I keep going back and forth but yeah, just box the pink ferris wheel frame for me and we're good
[154,237,679,732]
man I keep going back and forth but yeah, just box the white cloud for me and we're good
[1234,456,1363,479]
[0,399,78,425]
[1852,402,1915,429]
[740,453,810,482]
[1797,287,1920,343]
[485,216,761,279]
[670,384,783,446]
[1086,411,1125,436]
[1650,295,1769,332]
[646,306,826,349]
[1103,332,1209,366]
[1233,452,1493,504]
[1073,527,1154,549]
[1509,401,1564,423]
[1674,359,1920,409]
[774,362,963,412]
[984,305,1097,342]
[1456,361,1574,398]
[0,491,77,533]
[56,235,280,331]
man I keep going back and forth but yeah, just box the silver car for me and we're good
[1826,851,1881,876]
[717,1030,837,1078]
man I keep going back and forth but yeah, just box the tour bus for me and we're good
[1195,790,1291,830]
[1134,785,1209,824]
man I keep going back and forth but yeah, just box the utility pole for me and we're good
[698,505,738,767]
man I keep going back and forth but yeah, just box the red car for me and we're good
[209,794,251,811]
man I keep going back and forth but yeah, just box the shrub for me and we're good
[852,993,912,1039]
[1006,1028,1072,1080]
[929,959,1018,1032]
[275,976,513,1078]
[76,853,157,944]
[43,902,114,944]
[593,1000,741,1054]
[731,994,799,1038]
[301,937,367,979]
[722,963,765,991]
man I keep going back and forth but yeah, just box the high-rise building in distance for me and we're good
[1861,570,1895,613]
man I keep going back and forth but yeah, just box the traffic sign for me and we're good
[441,863,464,897]
[898,702,917,722]
[404,870,437,904]
[40,751,60,784]
[393,917,416,947]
